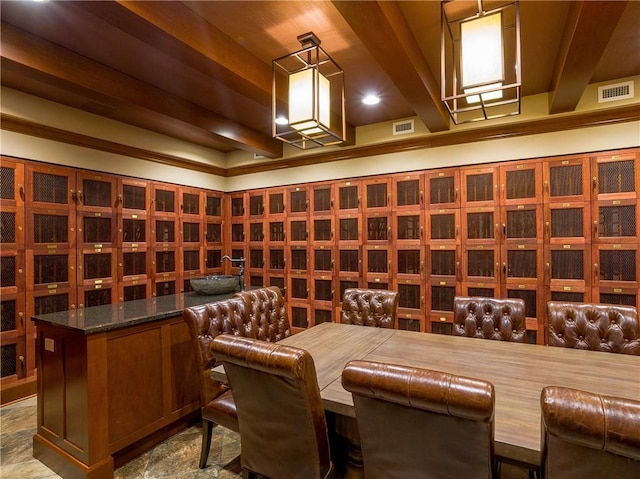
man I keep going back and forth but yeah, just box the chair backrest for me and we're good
[453,296,526,342]
[235,286,292,341]
[541,386,640,478]
[211,335,332,479]
[340,288,399,328]
[182,297,250,406]
[547,301,640,354]
[342,359,496,479]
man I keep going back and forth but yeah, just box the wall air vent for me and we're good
[393,119,415,135]
[598,81,634,103]
[253,153,267,160]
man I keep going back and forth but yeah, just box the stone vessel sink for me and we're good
[190,275,239,295]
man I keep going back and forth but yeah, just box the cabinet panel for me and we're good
[593,198,638,244]
[289,302,310,332]
[78,247,117,287]
[311,215,335,244]
[287,218,309,245]
[311,183,334,214]
[502,204,543,246]
[336,213,361,244]
[500,161,542,206]
[395,245,425,282]
[311,274,335,308]
[152,183,178,217]
[119,213,149,249]
[76,171,117,213]
[25,163,75,209]
[460,165,498,208]
[152,216,179,248]
[79,211,116,249]
[592,243,638,292]
[543,155,591,203]
[363,177,391,212]
[592,150,639,202]
[545,243,591,303]
[179,187,203,217]
[363,245,391,282]
[204,247,223,275]
[247,190,266,217]
[427,208,460,245]
[336,180,361,214]
[426,169,460,209]
[228,192,245,218]
[287,186,309,216]
[393,210,424,244]
[363,212,390,244]
[288,273,309,302]
[205,192,224,218]
[181,246,204,283]
[27,248,76,293]
[1,157,25,209]
[287,246,309,274]
[311,245,335,275]
[267,189,286,216]
[119,178,149,214]
[545,201,591,245]
[394,279,425,330]
[393,172,424,210]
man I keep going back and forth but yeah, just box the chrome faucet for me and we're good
[221,255,245,291]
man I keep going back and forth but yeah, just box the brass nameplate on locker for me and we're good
[563,286,572,291]
[614,288,622,293]
[562,203,571,207]
[47,244,57,249]
[162,273,169,278]
[49,289,57,294]
[439,281,446,286]
[374,278,381,282]
[47,284,58,289]
[130,276,139,281]
[95,279,103,284]
[95,284,102,289]
[613,244,622,249]
[561,160,569,165]
[612,200,621,205]
[131,214,138,219]
[517,205,524,209]
[94,244,103,249]
[477,245,484,249]
[94,213,102,217]
[563,245,571,249]
[132,280,139,285]
[518,245,525,249]
[518,285,525,289]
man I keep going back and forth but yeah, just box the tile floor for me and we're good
[1,396,531,478]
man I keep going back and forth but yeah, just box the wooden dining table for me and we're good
[214,321,640,474]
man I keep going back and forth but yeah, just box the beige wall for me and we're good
[2,86,639,192]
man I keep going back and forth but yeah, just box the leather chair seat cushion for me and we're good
[202,388,239,432]
[547,302,640,354]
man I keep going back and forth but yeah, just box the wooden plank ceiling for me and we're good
[1,0,638,165]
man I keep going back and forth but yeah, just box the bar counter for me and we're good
[31,291,237,479]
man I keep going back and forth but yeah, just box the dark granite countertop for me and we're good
[31,291,237,334]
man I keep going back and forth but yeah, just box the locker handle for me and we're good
[117,193,123,205]
[592,176,598,191]
[306,288,310,299]
[305,230,309,240]
[420,226,424,238]
[456,261,460,281]
[387,226,392,241]
[455,188,459,203]
[330,259,334,269]
[18,184,24,200]
[305,199,309,211]
[593,220,598,234]
[78,190,84,203]
[387,194,391,206]
[503,262,507,276]
[545,221,550,236]
[594,263,598,276]
[331,290,334,300]
[502,223,506,236]
[71,189,77,203]
[420,191,424,205]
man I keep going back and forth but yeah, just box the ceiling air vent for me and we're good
[393,119,415,135]
[253,153,267,160]
[598,81,634,103]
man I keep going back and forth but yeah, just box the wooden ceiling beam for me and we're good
[549,0,628,114]
[332,0,450,133]
[111,1,272,104]
[0,22,283,158]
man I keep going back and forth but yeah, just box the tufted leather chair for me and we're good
[234,286,291,342]
[211,335,334,479]
[541,386,640,478]
[454,296,527,342]
[546,302,640,354]
[182,287,292,468]
[340,288,399,328]
[342,359,497,479]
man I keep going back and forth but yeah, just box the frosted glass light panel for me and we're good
[461,12,504,103]
[289,69,330,134]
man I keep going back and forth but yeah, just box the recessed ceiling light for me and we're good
[362,95,380,106]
